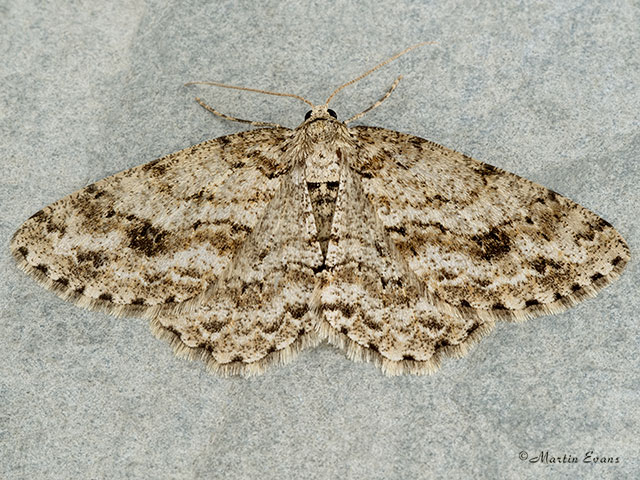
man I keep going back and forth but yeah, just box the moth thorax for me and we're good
[304,152,341,183]
[303,150,341,259]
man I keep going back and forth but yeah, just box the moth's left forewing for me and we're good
[349,126,629,321]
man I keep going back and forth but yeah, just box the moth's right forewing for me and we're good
[10,128,292,316]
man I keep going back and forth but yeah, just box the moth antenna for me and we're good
[324,41,436,106]
[344,75,402,124]
[192,97,285,128]
[185,80,315,107]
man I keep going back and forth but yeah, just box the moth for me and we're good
[11,44,629,376]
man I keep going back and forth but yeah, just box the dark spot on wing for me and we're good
[531,257,561,274]
[363,317,381,331]
[595,218,612,231]
[467,322,480,336]
[410,137,425,149]
[127,220,168,257]
[287,304,308,319]
[142,159,160,170]
[387,225,407,236]
[203,320,224,333]
[475,163,499,176]
[76,250,106,269]
[46,219,66,235]
[432,222,448,233]
[312,264,326,274]
[142,158,167,175]
[29,210,47,222]
[164,325,181,338]
[576,229,595,242]
[471,227,511,260]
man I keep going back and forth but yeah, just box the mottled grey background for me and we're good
[1,1,638,479]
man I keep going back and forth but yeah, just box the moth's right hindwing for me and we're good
[152,165,324,373]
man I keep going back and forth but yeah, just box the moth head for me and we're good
[303,106,338,122]
[298,105,346,142]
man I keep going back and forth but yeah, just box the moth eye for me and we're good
[328,109,337,119]
[304,110,312,120]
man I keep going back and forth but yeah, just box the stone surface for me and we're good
[1,1,638,478]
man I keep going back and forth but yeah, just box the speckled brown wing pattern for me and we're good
[10,128,292,316]
[316,162,488,374]
[350,126,630,321]
[9,110,630,377]
[151,165,324,375]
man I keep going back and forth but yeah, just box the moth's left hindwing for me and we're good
[11,128,292,316]
[317,162,485,375]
